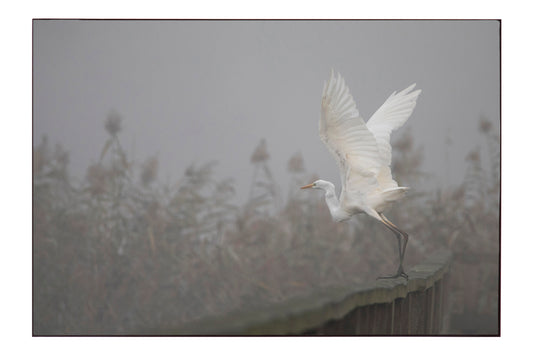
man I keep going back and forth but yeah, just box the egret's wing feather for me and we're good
[319,70,382,194]
[366,84,421,166]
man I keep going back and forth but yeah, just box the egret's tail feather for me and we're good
[382,187,409,203]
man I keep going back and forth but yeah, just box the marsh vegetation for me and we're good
[33,114,499,334]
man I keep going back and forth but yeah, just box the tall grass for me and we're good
[33,113,499,334]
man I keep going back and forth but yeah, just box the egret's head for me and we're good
[300,179,332,191]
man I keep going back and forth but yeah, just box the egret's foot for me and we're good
[377,268,408,280]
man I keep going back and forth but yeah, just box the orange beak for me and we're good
[300,183,314,189]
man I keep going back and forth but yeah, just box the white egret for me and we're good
[301,70,421,279]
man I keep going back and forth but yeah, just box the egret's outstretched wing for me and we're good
[319,70,382,193]
[366,84,421,166]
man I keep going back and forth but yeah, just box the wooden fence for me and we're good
[162,250,452,335]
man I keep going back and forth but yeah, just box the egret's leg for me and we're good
[380,213,409,267]
[395,232,403,262]
[377,213,409,280]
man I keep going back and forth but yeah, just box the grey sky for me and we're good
[33,20,500,203]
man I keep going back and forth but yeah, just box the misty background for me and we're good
[32,20,500,335]
[33,20,499,202]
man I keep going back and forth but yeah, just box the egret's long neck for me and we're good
[323,183,349,222]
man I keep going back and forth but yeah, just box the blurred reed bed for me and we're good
[33,114,499,335]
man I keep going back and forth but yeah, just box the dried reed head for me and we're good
[105,111,122,137]
[393,132,413,153]
[466,149,480,164]
[479,118,493,134]
[251,139,269,163]
[287,152,304,173]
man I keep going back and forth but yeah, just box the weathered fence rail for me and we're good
[164,250,452,335]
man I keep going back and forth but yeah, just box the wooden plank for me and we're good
[408,291,427,334]
[371,303,393,335]
[427,286,435,334]
[393,297,408,335]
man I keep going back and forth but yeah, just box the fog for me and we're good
[33,20,499,203]
[33,20,500,335]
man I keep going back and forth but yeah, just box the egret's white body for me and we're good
[301,70,421,278]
